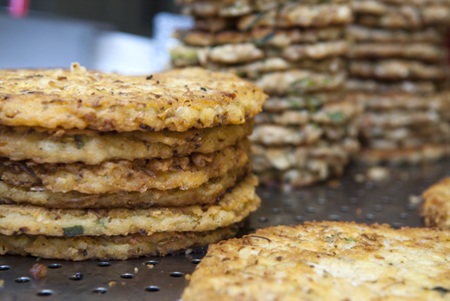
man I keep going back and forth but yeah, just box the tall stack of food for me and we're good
[347,0,450,164]
[172,0,361,187]
[0,65,266,260]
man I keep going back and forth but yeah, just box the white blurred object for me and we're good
[94,12,192,74]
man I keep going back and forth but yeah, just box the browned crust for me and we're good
[421,177,450,229]
[0,67,266,132]
[0,165,249,209]
[0,139,250,193]
[0,174,260,237]
[0,224,241,261]
[182,221,450,301]
[0,121,252,164]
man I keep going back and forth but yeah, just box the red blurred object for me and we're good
[8,0,30,18]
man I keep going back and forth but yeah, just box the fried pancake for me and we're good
[346,25,445,43]
[0,139,250,194]
[348,43,446,62]
[360,144,450,164]
[250,123,358,146]
[348,59,448,80]
[0,224,240,261]
[257,162,347,186]
[367,135,450,150]
[0,174,259,237]
[255,101,361,126]
[421,177,450,229]
[171,43,264,66]
[204,58,345,80]
[380,0,450,5]
[171,41,347,68]
[351,92,450,112]
[360,111,447,128]
[0,121,252,164]
[180,0,350,18]
[262,93,345,112]
[281,40,347,61]
[238,4,352,30]
[353,0,450,16]
[182,221,450,301]
[345,79,439,94]
[361,123,450,141]
[251,138,359,172]
[174,27,344,47]
[0,165,249,209]
[356,7,450,28]
[255,71,346,95]
[0,66,266,132]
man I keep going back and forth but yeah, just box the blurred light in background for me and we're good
[0,0,191,74]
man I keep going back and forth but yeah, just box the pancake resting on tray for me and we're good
[183,221,450,301]
[0,63,267,260]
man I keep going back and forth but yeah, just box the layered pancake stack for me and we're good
[0,64,267,260]
[172,0,361,186]
[347,0,450,164]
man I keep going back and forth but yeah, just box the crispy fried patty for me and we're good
[0,174,259,237]
[0,224,240,261]
[0,66,266,132]
[182,221,450,301]
[0,139,250,193]
[421,177,450,229]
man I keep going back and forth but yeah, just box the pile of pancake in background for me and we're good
[0,65,265,260]
[347,0,450,164]
[172,0,362,187]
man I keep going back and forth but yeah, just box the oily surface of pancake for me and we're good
[0,121,252,164]
[0,165,249,209]
[0,139,249,193]
[421,177,450,229]
[262,93,345,112]
[0,66,267,132]
[0,224,240,261]
[0,174,259,237]
[182,221,450,301]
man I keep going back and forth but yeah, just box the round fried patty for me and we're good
[0,224,240,261]
[346,25,445,43]
[0,173,259,237]
[421,177,450,229]
[0,121,252,164]
[348,43,446,62]
[348,59,447,80]
[360,143,450,165]
[174,27,344,47]
[0,165,249,209]
[182,221,450,301]
[0,139,250,193]
[0,66,266,132]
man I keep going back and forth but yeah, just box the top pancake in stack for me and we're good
[347,0,450,164]
[173,0,361,187]
[0,64,267,260]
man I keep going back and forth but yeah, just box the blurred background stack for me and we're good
[347,0,450,165]
[171,0,361,187]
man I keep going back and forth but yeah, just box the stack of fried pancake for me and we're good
[172,0,361,186]
[347,0,450,164]
[0,64,267,260]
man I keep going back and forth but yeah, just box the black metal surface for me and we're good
[0,160,449,301]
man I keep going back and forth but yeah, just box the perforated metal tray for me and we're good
[0,160,449,301]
